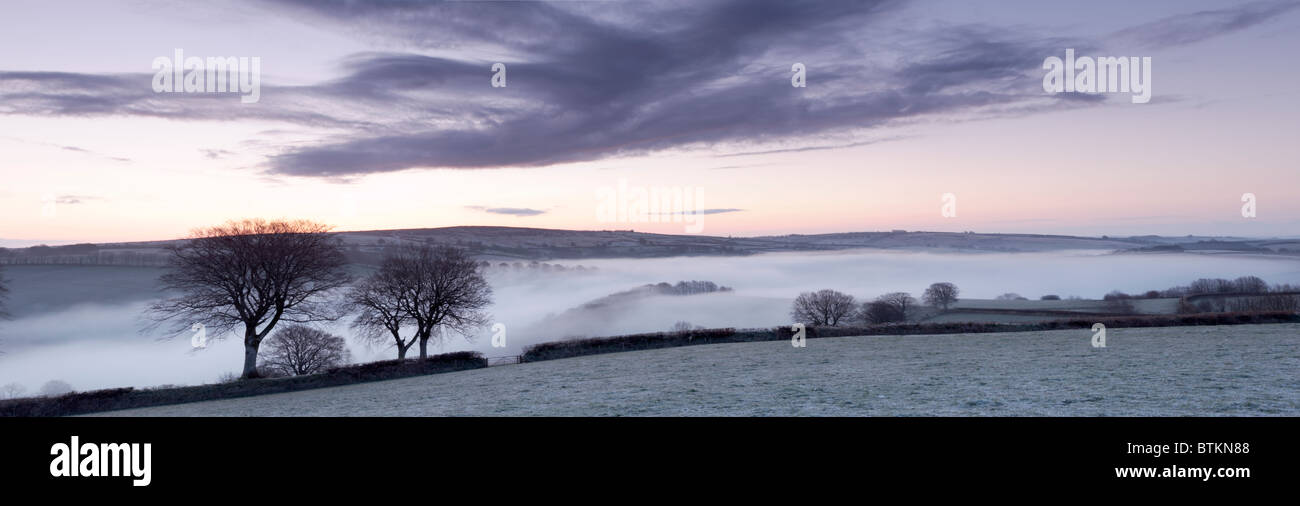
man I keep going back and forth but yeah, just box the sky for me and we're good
[1,0,1298,244]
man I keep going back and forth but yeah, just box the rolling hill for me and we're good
[4,226,1292,267]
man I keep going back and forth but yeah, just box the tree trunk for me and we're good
[242,329,262,379]
[242,343,261,378]
[397,344,408,360]
[418,337,428,360]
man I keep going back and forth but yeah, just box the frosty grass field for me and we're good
[101,323,1299,416]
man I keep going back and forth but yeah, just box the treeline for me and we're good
[579,280,734,312]
[478,260,598,272]
[646,280,733,296]
[790,282,958,327]
[1106,275,1297,300]
[1101,275,1300,314]
[0,245,168,266]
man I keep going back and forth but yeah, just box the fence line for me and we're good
[486,355,521,366]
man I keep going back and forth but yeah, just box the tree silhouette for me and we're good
[790,289,856,326]
[258,325,351,376]
[147,219,351,378]
[350,245,491,360]
[923,282,960,310]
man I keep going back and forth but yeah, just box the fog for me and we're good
[2,249,1298,392]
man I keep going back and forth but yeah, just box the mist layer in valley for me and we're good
[1,249,1298,392]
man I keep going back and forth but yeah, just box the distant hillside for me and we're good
[749,230,1143,252]
[1117,238,1300,256]
[2,226,1291,266]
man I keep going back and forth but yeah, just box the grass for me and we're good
[4,310,1296,416]
[0,351,487,417]
[521,311,1300,363]
[98,323,1300,416]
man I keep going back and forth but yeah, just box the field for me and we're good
[100,323,1299,416]
[916,297,1182,323]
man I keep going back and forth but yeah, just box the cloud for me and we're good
[53,195,101,205]
[0,71,378,130]
[35,143,130,163]
[715,137,912,158]
[657,208,744,216]
[466,206,547,217]
[1115,0,1300,48]
[200,149,236,159]
[5,0,1251,178]
[255,0,1096,177]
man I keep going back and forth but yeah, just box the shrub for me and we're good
[258,325,351,377]
[522,328,740,362]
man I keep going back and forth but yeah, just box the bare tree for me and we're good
[1233,275,1269,294]
[790,289,856,326]
[258,325,351,376]
[147,219,352,379]
[356,246,492,360]
[922,282,959,310]
[875,292,916,320]
[1189,278,1234,295]
[860,301,905,324]
[348,258,419,359]
[411,246,491,359]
